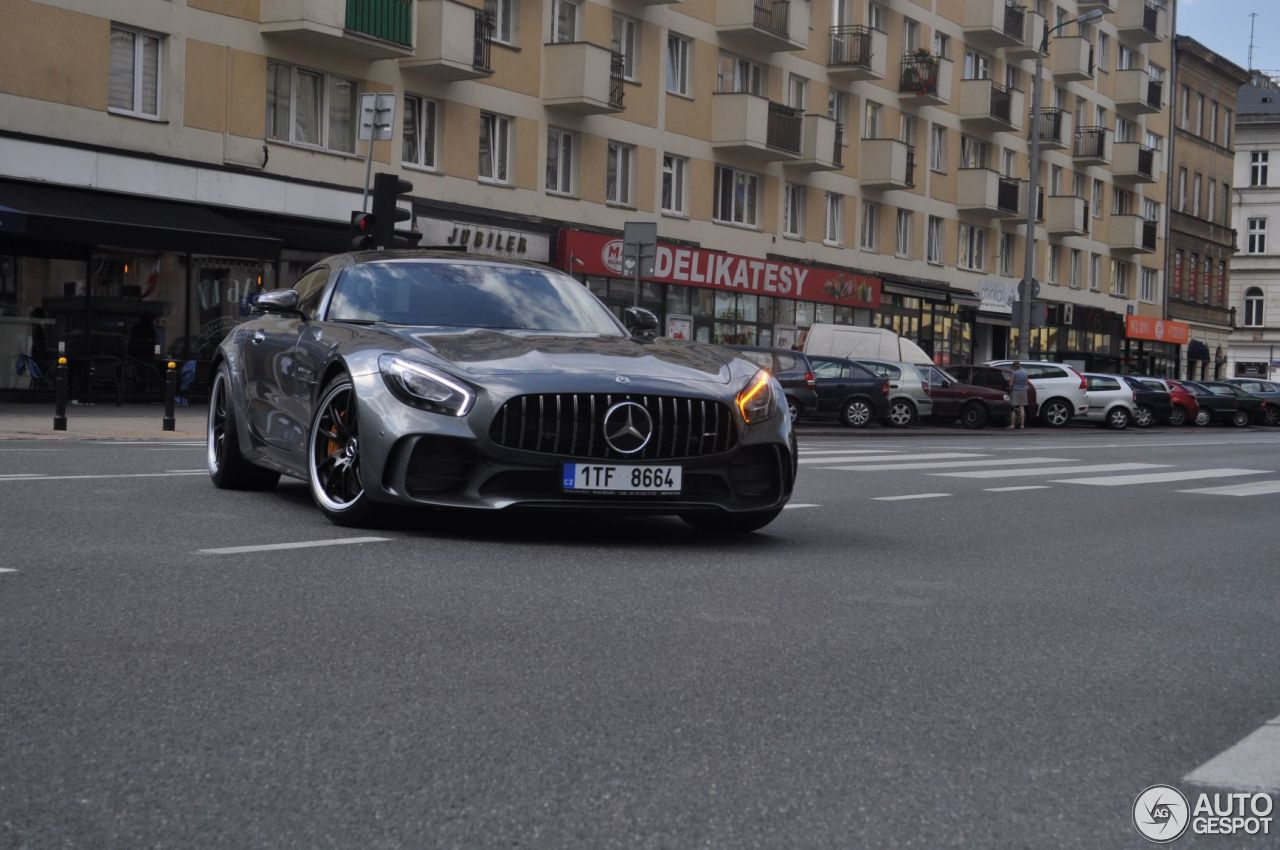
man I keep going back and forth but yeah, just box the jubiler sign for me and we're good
[558,229,881,309]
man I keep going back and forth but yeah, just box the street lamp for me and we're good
[1018,7,1107,359]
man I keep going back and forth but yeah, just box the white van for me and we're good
[803,324,934,365]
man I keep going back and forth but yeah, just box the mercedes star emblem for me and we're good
[602,401,653,455]
[615,375,631,384]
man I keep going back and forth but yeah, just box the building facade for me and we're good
[0,0,1172,399]
[1229,78,1280,380]
[1163,35,1248,380]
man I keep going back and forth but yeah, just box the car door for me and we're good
[923,366,962,419]
[281,266,349,467]
[811,358,850,415]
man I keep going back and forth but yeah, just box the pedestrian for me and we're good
[1007,360,1029,429]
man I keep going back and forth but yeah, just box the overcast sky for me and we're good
[1176,0,1276,75]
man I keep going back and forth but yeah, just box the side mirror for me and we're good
[257,288,301,315]
[623,306,659,338]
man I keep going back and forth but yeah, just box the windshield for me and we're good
[327,261,626,335]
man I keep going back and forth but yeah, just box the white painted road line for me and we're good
[870,493,952,501]
[984,485,1052,492]
[196,537,392,555]
[935,463,1167,479]
[820,456,1075,472]
[1179,480,1280,497]
[1053,468,1269,487]
[0,568,17,574]
[0,471,206,483]
[0,473,43,479]
[167,469,207,473]
[1184,713,1280,793]
[798,452,984,465]
[783,503,821,509]
[799,448,910,455]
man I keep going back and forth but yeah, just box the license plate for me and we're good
[562,463,682,494]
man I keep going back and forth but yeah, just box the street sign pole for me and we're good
[359,93,396,213]
[622,221,657,307]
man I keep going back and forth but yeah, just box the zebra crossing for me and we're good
[796,441,1280,499]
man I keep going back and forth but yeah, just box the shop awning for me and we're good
[949,290,981,307]
[1188,339,1211,361]
[882,279,951,303]
[0,179,281,260]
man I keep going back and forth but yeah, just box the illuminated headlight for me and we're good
[379,354,475,417]
[736,369,777,424]
[1003,393,1010,401]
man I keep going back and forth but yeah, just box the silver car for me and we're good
[850,359,934,426]
[1082,373,1138,429]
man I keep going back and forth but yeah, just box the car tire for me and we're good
[1231,409,1251,428]
[840,398,874,429]
[1264,404,1279,427]
[960,402,989,430]
[1107,407,1131,430]
[1039,398,1072,428]
[1134,405,1154,428]
[680,508,784,534]
[207,364,281,491]
[308,373,378,527]
[887,399,916,427]
[1168,405,1188,427]
[1194,407,1213,427]
[785,397,800,424]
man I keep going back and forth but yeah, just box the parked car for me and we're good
[1176,380,1258,427]
[807,356,891,428]
[986,360,1090,427]
[803,324,933,365]
[947,364,1039,424]
[918,365,1014,429]
[850,359,935,426]
[1135,377,1199,426]
[1222,378,1280,425]
[1082,373,1139,429]
[1119,376,1173,427]
[724,345,817,423]
[1195,381,1269,426]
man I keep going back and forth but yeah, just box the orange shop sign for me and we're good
[1125,315,1190,344]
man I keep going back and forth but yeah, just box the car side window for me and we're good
[1087,376,1119,391]
[812,360,842,379]
[293,268,330,320]
[1038,366,1067,379]
[850,363,877,380]
[738,350,772,369]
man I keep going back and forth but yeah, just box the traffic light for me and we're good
[349,211,377,250]
[371,172,421,248]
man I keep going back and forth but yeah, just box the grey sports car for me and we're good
[207,251,797,532]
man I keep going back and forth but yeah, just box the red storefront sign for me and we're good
[557,229,881,309]
[1125,315,1190,345]
[1172,249,1183,298]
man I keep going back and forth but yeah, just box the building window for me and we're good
[718,53,763,94]
[932,32,950,59]
[713,166,759,226]
[783,183,804,237]
[1248,218,1267,254]
[1097,33,1109,71]
[1118,44,1137,71]
[1110,260,1129,297]
[960,135,988,168]
[1195,93,1205,136]
[1245,287,1265,326]
[109,24,161,118]
[485,0,514,44]
[999,233,1013,276]
[551,0,578,42]
[266,62,357,153]
[1209,102,1219,144]
[827,90,849,132]
[860,201,879,250]
[958,224,986,271]
[868,1,886,32]
[930,124,946,172]
[1070,249,1080,289]
[478,111,511,183]
[606,141,634,206]
[1092,179,1103,218]
[1177,167,1187,211]
[1192,173,1202,217]
[1113,187,1133,216]
[1223,183,1231,223]
[661,154,687,214]
[667,34,690,95]
[402,95,438,169]
[788,74,808,110]
[926,215,943,264]
[963,49,991,81]
[896,209,911,257]
[1224,110,1234,149]
[1172,249,1183,298]
[1207,180,1217,223]
[546,127,574,195]
[1252,151,1269,187]
[1140,267,1157,303]
[825,193,843,245]
[1047,244,1060,284]
[1179,85,1189,129]
[1089,253,1100,291]
[864,101,881,138]
[612,14,638,80]
[1202,256,1211,304]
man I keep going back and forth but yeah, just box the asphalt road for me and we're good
[2,426,1280,848]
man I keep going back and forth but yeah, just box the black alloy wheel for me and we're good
[309,376,376,525]
[207,364,280,491]
[1264,404,1280,426]
[960,402,989,430]
[1231,409,1252,428]
[1167,405,1187,427]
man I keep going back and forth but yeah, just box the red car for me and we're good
[946,364,1039,425]
[920,365,1016,429]
[1146,378,1199,426]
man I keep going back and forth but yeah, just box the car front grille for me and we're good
[490,393,739,460]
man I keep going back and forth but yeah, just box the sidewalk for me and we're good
[0,402,207,440]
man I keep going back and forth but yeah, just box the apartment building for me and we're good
[0,0,1172,397]
[1163,35,1248,380]
[1228,79,1280,380]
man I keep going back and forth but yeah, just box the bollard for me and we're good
[53,356,68,431]
[163,360,176,432]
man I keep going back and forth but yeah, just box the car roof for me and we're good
[321,250,560,272]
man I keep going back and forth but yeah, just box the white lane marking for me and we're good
[936,463,1167,479]
[1184,713,1280,793]
[196,537,391,555]
[1054,468,1270,487]
[870,493,952,501]
[0,473,42,479]
[799,449,911,455]
[0,568,17,574]
[783,503,820,509]
[167,469,207,473]
[799,452,984,465]
[819,456,1075,472]
[93,440,205,446]
[0,471,206,483]
[984,485,1052,492]
[1179,480,1280,497]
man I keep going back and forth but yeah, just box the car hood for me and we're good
[381,327,737,384]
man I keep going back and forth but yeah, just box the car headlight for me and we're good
[378,354,475,417]
[736,369,777,424]
[1003,393,1010,401]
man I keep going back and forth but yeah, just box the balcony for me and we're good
[790,115,843,171]
[711,93,802,159]
[828,25,886,81]
[401,0,492,80]
[1045,196,1090,236]
[1117,0,1165,43]
[261,0,414,57]
[1077,0,1114,10]
[899,53,953,106]
[963,0,1045,59]
[1035,108,1073,150]
[959,79,1023,132]
[542,43,624,113]
[1110,214,1158,254]
[1113,142,1159,184]
[1073,126,1110,165]
[957,168,1023,217]
[1050,35,1094,82]
[1115,68,1162,115]
[858,138,915,190]
[717,0,808,53]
